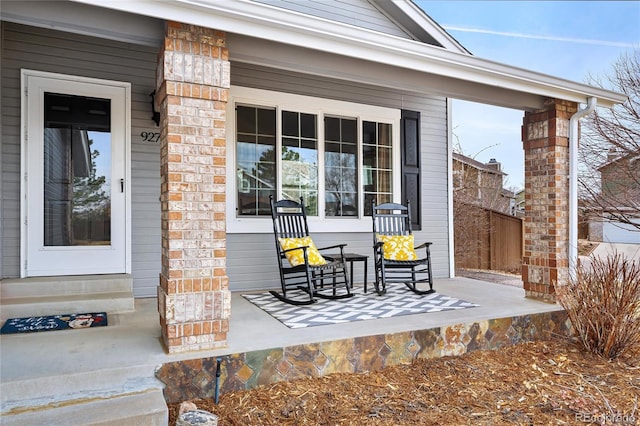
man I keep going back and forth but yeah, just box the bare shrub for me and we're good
[557,253,640,360]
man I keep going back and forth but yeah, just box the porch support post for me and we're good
[156,22,231,353]
[521,99,578,302]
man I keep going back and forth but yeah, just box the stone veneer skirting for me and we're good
[158,310,570,403]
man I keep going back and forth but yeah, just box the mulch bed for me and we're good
[168,338,639,425]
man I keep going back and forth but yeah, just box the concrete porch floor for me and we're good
[0,277,563,424]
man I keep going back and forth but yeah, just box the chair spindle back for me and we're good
[372,201,413,238]
[270,196,310,240]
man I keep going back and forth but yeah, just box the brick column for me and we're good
[156,22,231,353]
[521,99,578,302]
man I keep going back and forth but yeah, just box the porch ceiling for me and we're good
[4,0,627,110]
[227,33,546,111]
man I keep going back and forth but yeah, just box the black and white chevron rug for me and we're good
[243,285,479,328]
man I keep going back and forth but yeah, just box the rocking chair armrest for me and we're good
[414,241,433,250]
[317,243,347,252]
[282,245,309,254]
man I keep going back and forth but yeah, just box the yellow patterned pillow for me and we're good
[278,236,327,267]
[377,234,418,261]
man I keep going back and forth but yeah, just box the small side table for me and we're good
[341,253,369,293]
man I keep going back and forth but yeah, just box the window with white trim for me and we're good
[228,87,401,232]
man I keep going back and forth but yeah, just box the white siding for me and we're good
[252,0,412,38]
[1,22,161,297]
[603,220,640,244]
[228,62,450,291]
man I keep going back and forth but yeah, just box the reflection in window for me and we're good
[325,116,358,217]
[234,101,395,219]
[363,121,393,215]
[43,93,111,246]
[281,111,318,215]
[236,105,276,216]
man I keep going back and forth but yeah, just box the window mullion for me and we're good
[276,105,282,201]
[357,116,363,219]
[318,113,326,220]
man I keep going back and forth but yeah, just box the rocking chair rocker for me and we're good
[270,196,353,305]
[372,201,435,296]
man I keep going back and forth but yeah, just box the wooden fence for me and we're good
[454,204,523,273]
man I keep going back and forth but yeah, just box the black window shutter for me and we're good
[401,110,421,230]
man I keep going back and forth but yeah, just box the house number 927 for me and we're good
[141,131,160,143]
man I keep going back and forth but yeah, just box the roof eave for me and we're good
[68,0,627,109]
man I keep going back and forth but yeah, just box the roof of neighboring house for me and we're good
[452,152,506,176]
[1,0,627,110]
[597,150,640,172]
[501,188,516,199]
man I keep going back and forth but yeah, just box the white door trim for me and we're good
[20,69,132,277]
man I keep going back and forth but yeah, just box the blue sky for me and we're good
[415,1,640,189]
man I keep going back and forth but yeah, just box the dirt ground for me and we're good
[455,268,523,287]
[168,338,639,425]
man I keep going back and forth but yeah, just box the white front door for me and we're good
[22,70,131,277]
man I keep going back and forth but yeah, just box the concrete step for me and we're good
[1,275,132,298]
[0,301,168,424]
[0,275,134,321]
[0,292,134,321]
[1,359,168,425]
[0,363,162,414]
[0,389,168,426]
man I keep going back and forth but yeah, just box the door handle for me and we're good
[120,179,124,193]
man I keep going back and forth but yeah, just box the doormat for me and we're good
[0,312,108,335]
[243,285,478,328]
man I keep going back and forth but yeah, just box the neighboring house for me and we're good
[452,153,516,215]
[514,189,526,218]
[0,0,626,353]
[589,151,640,243]
[452,153,522,272]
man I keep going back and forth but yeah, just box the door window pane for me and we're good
[43,93,111,246]
[325,117,358,217]
[236,105,276,215]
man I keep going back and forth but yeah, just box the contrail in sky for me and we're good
[443,25,637,48]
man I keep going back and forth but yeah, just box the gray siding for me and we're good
[253,0,411,39]
[1,21,450,296]
[228,63,450,292]
[0,22,161,297]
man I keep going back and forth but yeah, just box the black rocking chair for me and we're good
[270,196,353,305]
[372,201,435,296]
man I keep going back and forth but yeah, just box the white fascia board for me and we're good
[71,0,626,109]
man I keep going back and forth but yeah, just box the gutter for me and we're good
[447,99,455,277]
[568,97,597,278]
